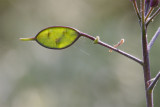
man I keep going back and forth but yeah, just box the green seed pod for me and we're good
[20,26,81,49]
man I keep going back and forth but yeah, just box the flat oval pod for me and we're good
[35,26,81,49]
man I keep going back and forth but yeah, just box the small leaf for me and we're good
[21,26,81,49]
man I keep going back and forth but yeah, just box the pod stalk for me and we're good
[19,37,35,41]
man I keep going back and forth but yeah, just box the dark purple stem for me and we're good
[141,0,153,107]
[80,32,143,65]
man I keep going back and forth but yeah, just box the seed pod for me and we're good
[20,26,81,49]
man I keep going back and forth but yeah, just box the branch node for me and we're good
[93,36,100,44]
[148,72,160,91]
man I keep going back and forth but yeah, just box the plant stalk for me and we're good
[145,7,154,22]
[141,0,153,107]
[148,72,160,91]
[146,8,160,26]
[80,32,143,65]
[148,27,160,52]
[132,0,141,21]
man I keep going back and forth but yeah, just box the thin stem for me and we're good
[132,0,141,21]
[80,32,143,65]
[146,8,160,26]
[148,27,160,52]
[145,7,154,22]
[145,1,150,16]
[141,0,153,107]
[20,37,36,41]
[148,72,160,91]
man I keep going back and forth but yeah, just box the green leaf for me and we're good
[20,26,81,49]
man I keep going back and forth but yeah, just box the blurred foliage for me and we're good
[0,0,160,107]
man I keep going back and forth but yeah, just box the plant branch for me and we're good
[148,72,160,91]
[148,27,160,52]
[80,32,143,65]
[145,7,154,22]
[132,0,141,21]
[145,1,150,16]
[146,7,160,26]
[141,0,153,107]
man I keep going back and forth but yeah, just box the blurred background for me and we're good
[0,0,160,107]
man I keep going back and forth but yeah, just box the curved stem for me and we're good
[80,32,143,65]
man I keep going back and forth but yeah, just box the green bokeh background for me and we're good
[0,0,160,107]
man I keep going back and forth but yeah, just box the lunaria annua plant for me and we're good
[20,0,160,107]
